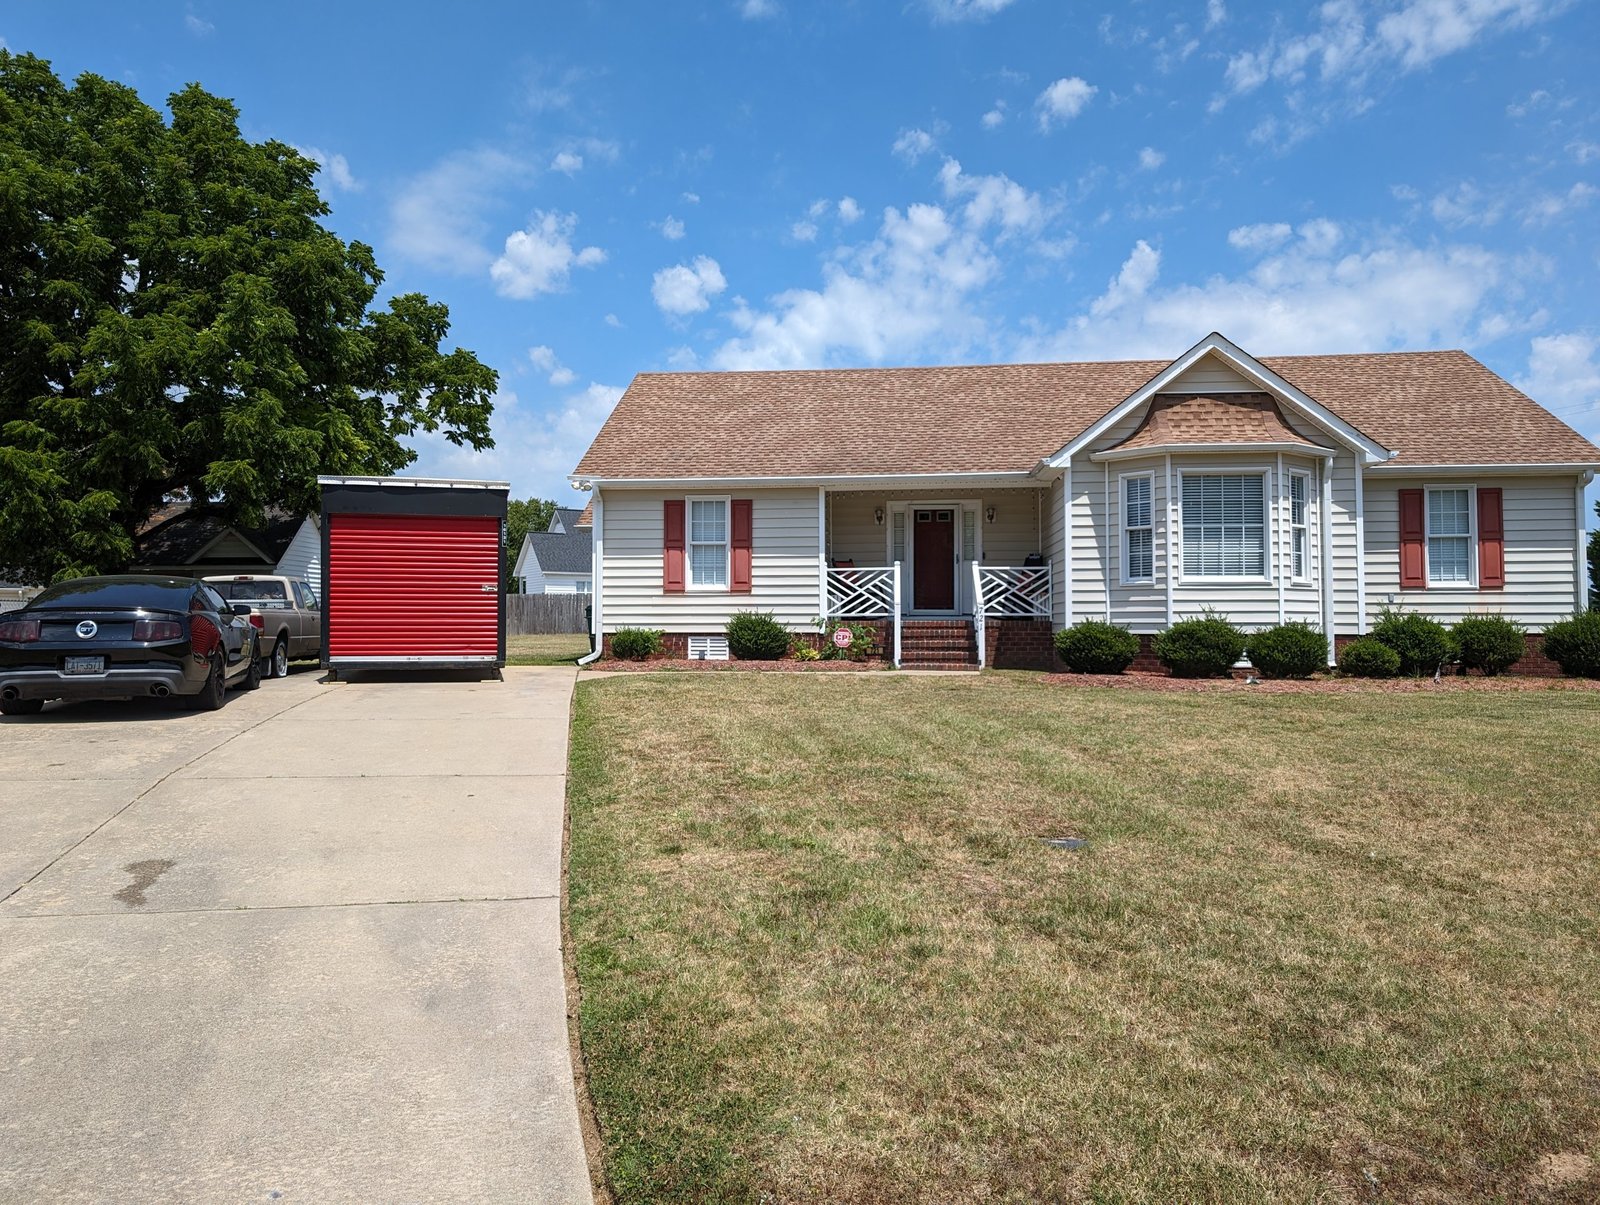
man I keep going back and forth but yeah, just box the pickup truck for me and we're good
[203,574,322,678]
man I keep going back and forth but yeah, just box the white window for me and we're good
[1427,487,1472,584]
[575,579,593,594]
[1123,475,1154,582]
[687,497,728,589]
[1289,473,1310,581]
[890,507,907,563]
[1181,474,1267,578]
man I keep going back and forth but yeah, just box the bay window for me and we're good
[1181,473,1267,578]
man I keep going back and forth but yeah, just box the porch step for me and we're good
[899,619,979,668]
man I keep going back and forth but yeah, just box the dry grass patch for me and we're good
[505,632,589,666]
[567,674,1600,1203]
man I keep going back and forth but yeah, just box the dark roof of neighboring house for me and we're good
[574,348,1600,478]
[133,505,303,567]
[550,506,584,533]
[526,529,592,575]
[1107,393,1330,454]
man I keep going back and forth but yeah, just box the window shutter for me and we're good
[730,499,753,593]
[1477,487,1505,589]
[1399,488,1426,589]
[663,500,686,593]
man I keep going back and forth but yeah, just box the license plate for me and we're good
[63,656,106,675]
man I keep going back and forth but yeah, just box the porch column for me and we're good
[816,486,827,621]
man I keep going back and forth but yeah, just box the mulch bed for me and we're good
[1042,670,1600,694]
[591,657,889,672]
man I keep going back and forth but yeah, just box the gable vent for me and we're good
[688,636,729,661]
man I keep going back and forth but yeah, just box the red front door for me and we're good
[912,508,956,611]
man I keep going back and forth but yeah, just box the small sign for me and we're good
[831,626,853,649]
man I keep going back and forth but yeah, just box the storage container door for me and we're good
[327,513,501,660]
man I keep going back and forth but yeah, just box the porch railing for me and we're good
[822,562,902,668]
[972,562,1053,669]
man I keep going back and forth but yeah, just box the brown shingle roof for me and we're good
[574,501,593,528]
[574,349,1600,479]
[1107,393,1329,454]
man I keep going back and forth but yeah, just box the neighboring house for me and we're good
[0,582,41,614]
[273,515,322,586]
[570,331,1600,669]
[512,506,594,594]
[131,505,307,578]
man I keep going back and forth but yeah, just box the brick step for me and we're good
[902,623,974,632]
[901,637,976,649]
[899,660,979,671]
[902,647,978,661]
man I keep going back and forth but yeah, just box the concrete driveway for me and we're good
[0,668,592,1203]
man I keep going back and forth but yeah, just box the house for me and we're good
[273,515,322,585]
[131,504,308,578]
[570,332,1600,669]
[512,506,594,594]
[0,581,41,615]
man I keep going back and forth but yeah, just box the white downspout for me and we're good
[1354,458,1368,634]
[577,489,604,665]
[1319,462,1336,665]
[1103,460,1112,621]
[1164,454,1175,628]
[1275,453,1287,626]
[1060,465,1073,628]
[816,486,827,624]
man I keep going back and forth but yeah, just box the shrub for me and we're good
[1053,621,1140,674]
[610,627,664,660]
[1245,622,1328,679]
[1154,614,1246,678]
[1371,609,1456,676]
[1452,614,1526,676]
[1337,637,1401,678]
[820,621,875,661]
[1542,611,1600,678]
[726,611,789,660]
[790,639,821,662]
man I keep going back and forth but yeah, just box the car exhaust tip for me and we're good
[149,684,170,698]
[0,687,17,701]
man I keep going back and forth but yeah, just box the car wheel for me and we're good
[0,697,44,716]
[241,640,263,691]
[271,636,289,679]
[187,654,226,711]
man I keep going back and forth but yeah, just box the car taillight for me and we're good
[133,619,183,643]
[248,614,264,630]
[189,616,220,657]
[0,617,40,642]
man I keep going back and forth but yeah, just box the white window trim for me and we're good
[1424,483,1478,589]
[1288,470,1312,585]
[685,494,731,592]
[1176,468,1273,584]
[1120,471,1155,585]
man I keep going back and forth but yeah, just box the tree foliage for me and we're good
[506,497,559,579]
[0,52,497,583]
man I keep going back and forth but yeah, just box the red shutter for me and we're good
[730,499,753,593]
[1478,487,1505,589]
[663,500,686,593]
[1399,488,1426,589]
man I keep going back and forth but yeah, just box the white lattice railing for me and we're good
[977,564,1052,618]
[822,563,902,668]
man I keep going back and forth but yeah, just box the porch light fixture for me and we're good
[874,506,885,525]
[985,506,996,524]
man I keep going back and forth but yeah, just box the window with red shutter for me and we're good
[663,499,686,593]
[1399,488,1426,589]
[730,499,753,593]
[1477,487,1504,589]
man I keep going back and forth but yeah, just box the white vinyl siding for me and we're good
[542,574,592,595]
[1163,355,1259,394]
[1365,475,1582,630]
[1181,474,1267,578]
[1427,487,1473,584]
[273,516,322,584]
[600,487,821,632]
[1123,475,1154,582]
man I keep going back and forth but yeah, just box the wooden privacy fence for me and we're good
[506,593,589,634]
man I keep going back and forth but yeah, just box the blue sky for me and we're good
[7,1,1599,514]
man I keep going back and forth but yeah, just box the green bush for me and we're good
[1542,611,1600,677]
[820,621,875,661]
[1371,609,1456,676]
[1245,622,1328,679]
[1154,614,1246,678]
[1053,621,1140,674]
[610,628,664,660]
[726,611,789,660]
[1337,637,1401,678]
[1451,614,1526,676]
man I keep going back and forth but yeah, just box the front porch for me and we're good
[819,488,1056,669]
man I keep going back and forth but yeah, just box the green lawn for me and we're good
[505,632,590,666]
[567,673,1600,1203]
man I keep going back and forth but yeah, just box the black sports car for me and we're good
[0,576,260,716]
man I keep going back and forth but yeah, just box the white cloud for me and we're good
[1206,0,1227,28]
[389,148,523,272]
[1430,181,1504,228]
[652,256,728,316]
[184,11,213,36]
[604,313,623,328]
[659,215,686,240]
[549,366,578,387]
[489,211,607,299]
[740,0,780,16]
[1515,333,1600,433]
[1035,77,1097,132]
[921,0,1017,21]
[1137,146,1166,171]
[294,146,359,191]
[791,220,819,242]
[1227,221,1294,252]
[838,197,863,224]
[1089,240,1160,317]
[981,106,1006,129]
[936,158,1049,237]
[551,151,583,175]
[1522,182,1598,226]
[893,127,938,163]
[528,345,578,387]
[682,191,701,205]
[1507,88,1553,117]
[710,202,998,370]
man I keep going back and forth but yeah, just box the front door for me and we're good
[912,508,956,610]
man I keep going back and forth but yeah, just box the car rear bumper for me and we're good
[0,664,198,702]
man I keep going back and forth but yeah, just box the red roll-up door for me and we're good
[327,513,501,660]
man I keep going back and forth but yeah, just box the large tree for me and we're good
[0,52,497,583]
